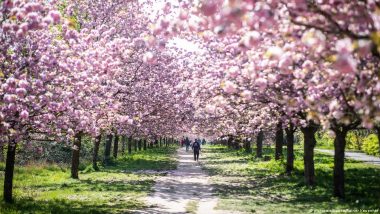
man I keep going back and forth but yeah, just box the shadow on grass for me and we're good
[101,147,177,172]
[27,177,154,193]
[0,197,144,214]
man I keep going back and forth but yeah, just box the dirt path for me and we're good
[315,149,380,166]
[134,147,226,214]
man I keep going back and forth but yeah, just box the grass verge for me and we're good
[0,146,177,214]
[201,145,380,214]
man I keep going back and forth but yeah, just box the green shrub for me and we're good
[362,134,380,156]
[315,131,334,149]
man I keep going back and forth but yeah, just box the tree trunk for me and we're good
[285,125,295,175]
[333,128,348,199]
[256,131,264,158]
[3,140,17,203]
[300,126,318,187]
[227,136,232,148]
[275,122,283,160]
[376,127,380,155]
[104,134,113,165]
[128,136,132,154]
[0,144,4,162]
[113,135,119,158]
[71,132,82,179]
[159,137,162,147]
[134,138,138,151]
[233,137,240,150]
[244,138,251,153]
[92,135,101,171]
[121,136,126,155]
[138,139,142,151]
[143,139,147,150]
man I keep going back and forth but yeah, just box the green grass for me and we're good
[185,200,199,214]
[0,147,177,214]
[201,145,380,214]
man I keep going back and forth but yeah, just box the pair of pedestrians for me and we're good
[182,137,202,161]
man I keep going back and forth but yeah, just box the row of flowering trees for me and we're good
[0,0,194,203]
[151,0,380,199]
[2,0,380,204]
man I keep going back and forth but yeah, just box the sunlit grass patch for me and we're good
[0,146,177,214]
[201,145,380,214]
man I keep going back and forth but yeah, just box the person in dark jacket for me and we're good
[192,139,201,161]
[185,137,191,151]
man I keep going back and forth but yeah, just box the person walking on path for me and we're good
[192,139,201,161]
[185,137,191,151]
[180,137,185,147]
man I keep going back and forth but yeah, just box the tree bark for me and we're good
[71,132,82,179]
[121,136,126,155]
[285,125,295,175]
[3,140,17,203]
[155,138,159,148]
[227,136,233,148]
[275,122,284,160]
[143,139,147,150]
[376,127,380,155]
[233,137,240,150]
[256,131,264,158]
[128,136,132,154]
[244,138,251,153]
[92,135,101,171]
[138,139,142,151]
[113,135,119,158]
[300,126,318,187]
[0,144,4,162]
[134,138,138,151]
[332,127,348,199]
[104,134,113,165]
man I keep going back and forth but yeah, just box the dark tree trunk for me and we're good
[0,144,4,162]
[113,135,119,158]
[104,134,113,165]
[275,122,283,160]
[332,127,348,199]
[134,138,138,151]
[227,136,232,148]
[244,138,251,153]
[233,137,240,150]
[300,126,318,187]
[3,140,17,203]
[71,132,82,179]
[138,139,142,151]
[92,135,101,171]
[159,137,162,147]
[121,136,126,155]
[285,125,295,175]
[128,136,132,154]
[143,139,147,150]
[376,127,380,155]
[256,131,264,158]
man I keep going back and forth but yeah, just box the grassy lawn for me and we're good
[201,145,380,214]
[0,147,177,214]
